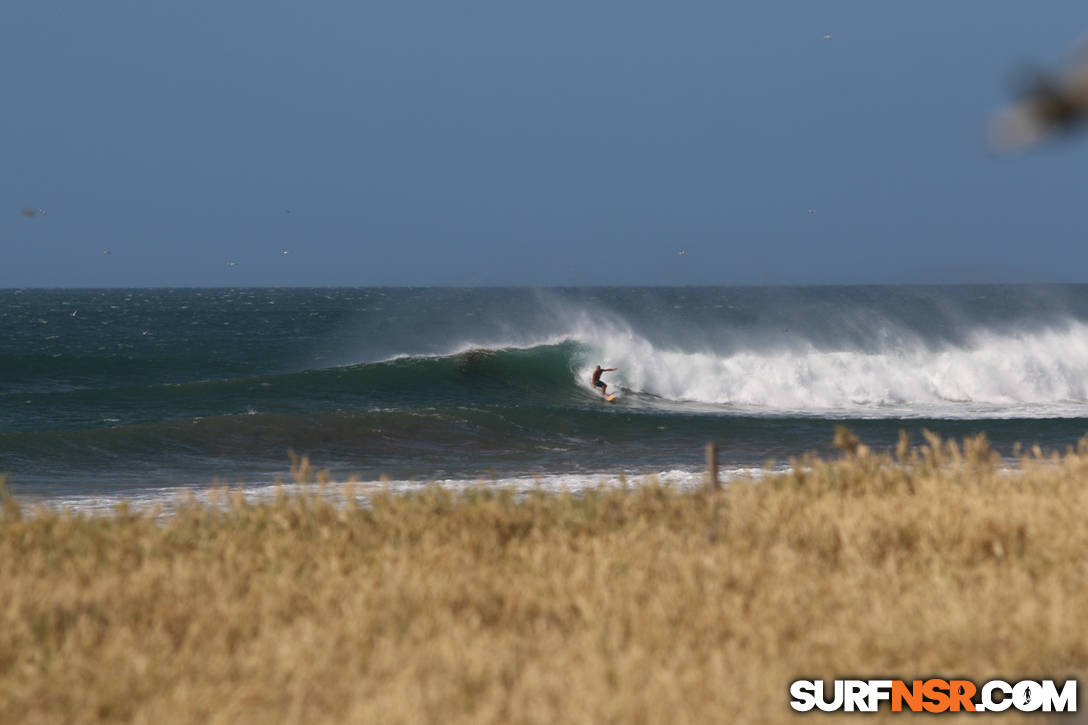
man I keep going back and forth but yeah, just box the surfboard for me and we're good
[606,394,618,403]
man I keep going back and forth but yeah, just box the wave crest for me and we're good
[577,320,1088,416]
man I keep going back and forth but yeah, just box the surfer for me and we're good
[592,365,616,397]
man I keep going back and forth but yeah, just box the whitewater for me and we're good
[432,294,1088,419]
[567,320,1088,418]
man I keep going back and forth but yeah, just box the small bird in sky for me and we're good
[808,209,816,215]
[282,249,289,255]
[102,249,111,255]
[823,34,832,40]
[678,250,687,256]
[227,260,239,268]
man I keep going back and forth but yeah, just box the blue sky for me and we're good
[4,1,1088,287]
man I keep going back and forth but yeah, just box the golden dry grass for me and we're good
[2,432,1088,723]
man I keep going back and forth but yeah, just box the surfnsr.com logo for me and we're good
[789,679,1077,713]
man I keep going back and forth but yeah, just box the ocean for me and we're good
[4,285,1088,511]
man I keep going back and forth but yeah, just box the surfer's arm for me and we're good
[603,368,617,372]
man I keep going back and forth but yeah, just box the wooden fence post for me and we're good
[705,441,719,492]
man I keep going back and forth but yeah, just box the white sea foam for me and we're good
[565,315,1088,418]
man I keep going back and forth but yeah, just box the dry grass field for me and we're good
[2,431,1087,723]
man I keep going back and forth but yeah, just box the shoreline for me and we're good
[0,439,1062,517]
[4,467,729,517]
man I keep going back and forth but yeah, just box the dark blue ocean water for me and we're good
[4,286,1088,507]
